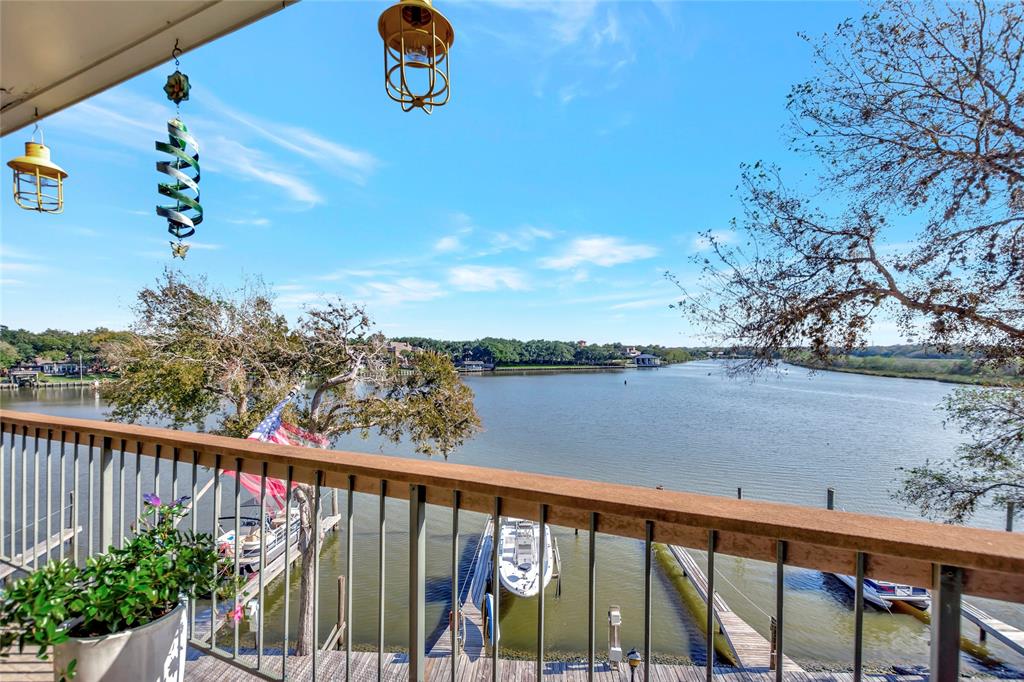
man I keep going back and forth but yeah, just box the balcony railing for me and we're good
[1,408,1022,682]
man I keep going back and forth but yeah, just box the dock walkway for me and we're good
[962,601,1024,657]
[667,545,803,672]
[428,516,492,662]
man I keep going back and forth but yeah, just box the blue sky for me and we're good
[1,1,904,345]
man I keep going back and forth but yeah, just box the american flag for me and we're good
[225,389,328,510]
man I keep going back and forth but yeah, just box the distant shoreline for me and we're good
[787,361,1018,387]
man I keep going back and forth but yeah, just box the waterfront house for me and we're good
[634,353,661,367]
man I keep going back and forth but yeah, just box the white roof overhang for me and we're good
[1,0,296,137]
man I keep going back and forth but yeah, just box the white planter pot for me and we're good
[52,603,186,682]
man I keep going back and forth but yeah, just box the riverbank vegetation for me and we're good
[394,336,696,367]
[673,0,1024,524]
[786,351,1023,386]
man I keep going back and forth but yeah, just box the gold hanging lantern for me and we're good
[8,137,68,214]
[378,0,454,113]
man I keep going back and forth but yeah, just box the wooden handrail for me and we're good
[2,409,1022,602]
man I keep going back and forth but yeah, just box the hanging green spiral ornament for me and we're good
[155,43,202,259]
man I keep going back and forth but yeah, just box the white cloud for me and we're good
[186,242,223,251]
[206,136,323,206]
[356,278,445,306]
[225,217,271,227]
[0,261,47,273]
[540,236,658,269]
[0,279,24,287]
[691,230,736,252]
[200,88,380,184]
[448,266,529,292]
[315,267,400,282]
[434,235,462,253]
[478,224,554,255]
[610,298,670,311]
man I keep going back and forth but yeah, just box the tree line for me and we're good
[392,336,695,366]
[0,326,133,369]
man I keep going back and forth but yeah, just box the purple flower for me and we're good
[173,496,191,506]
[142,492,162,507]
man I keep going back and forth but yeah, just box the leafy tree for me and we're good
[0,341,19,369]
[898,386,1023,523]
[102,269,480,655]
[674,0,1024,522]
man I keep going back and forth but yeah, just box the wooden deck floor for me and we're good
[184,650,936,682]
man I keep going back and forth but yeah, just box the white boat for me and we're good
[217,506,301,574]
[497,517,554,598]
[831,573,930,610]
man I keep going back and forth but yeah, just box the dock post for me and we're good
[736,487,742,500]
[768,617,777,670]
[826,488,835,511]
[1008,501,1015,532]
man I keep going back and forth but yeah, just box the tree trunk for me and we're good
[294,483,319,656]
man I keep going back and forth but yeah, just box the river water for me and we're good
[3,362,1021,671]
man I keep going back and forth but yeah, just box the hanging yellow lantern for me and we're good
[8,137,67,214]
[378,0,454,113]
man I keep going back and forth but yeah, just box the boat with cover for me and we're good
[831,573,930,610]
[217,506,301,574]
[497,517,554,598]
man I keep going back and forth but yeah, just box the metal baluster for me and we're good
[409,483,426,682]
[59,432,66,561]
[537,504,547,680]
[282,465,294,681]
[588,512,596,682]
[135,442,142,536]
[45,430,53,565]
[706,530,717,682]
[21,427,28,564]
[233,457,241,659]
[378,480,387,681]
[491,496,501,682]
[31,428,40,568]
[0,424,6,563]
[190,451,198,640]
[9,424,16,561]
[154,444,162,502]
[99,437,113,552]
[212,454,221,652]
[118,440,126,547]
[775,540,786,682]
[313,471,323,681]
[345,475,354,682]
[644,520,652,682]
[71,432,79,564]
[451,490,460,682]
[172,448,179,505]
[257,464,268,671]
[87,433,94,558]
[930,565,963,682]
[853,552,865,682]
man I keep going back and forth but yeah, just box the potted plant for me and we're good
[0,494,242,681]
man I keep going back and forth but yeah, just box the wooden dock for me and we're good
[0,526,81,581]
[428,516,492,662]
[962,601,1024,656]
[667,545,804,672]
[193,513,342,643]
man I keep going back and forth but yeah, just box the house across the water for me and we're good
[634,353,661,367]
